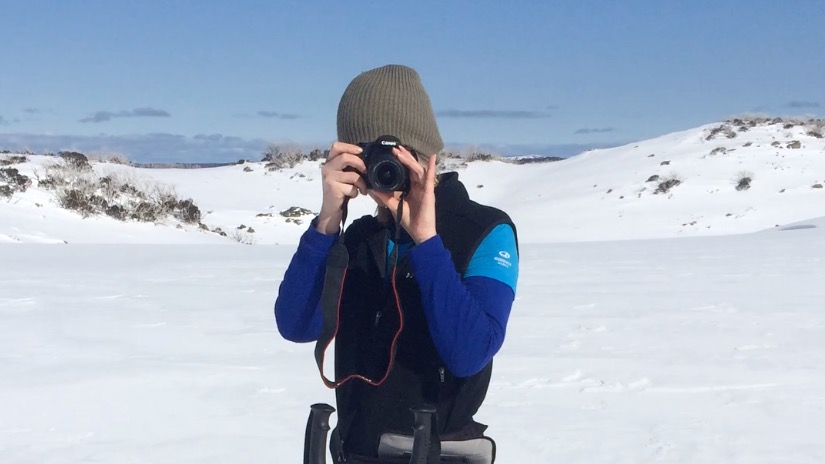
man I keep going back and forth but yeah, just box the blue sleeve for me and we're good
[274,223,337,343]
[408,233,517,377]
[464,224,519,292]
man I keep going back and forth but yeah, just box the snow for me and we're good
[2,119,825,462]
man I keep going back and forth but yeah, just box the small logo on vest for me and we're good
[494,250,512,269]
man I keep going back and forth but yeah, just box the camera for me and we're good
[354,135,410,192]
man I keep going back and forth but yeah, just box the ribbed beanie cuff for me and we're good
[337,65,443,157]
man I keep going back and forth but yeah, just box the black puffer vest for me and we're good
[330,172,517,458]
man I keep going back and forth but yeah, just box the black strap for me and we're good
[389,193,406,268]
[314,239,350,389]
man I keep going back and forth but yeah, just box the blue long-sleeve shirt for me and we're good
[274,222,519,377]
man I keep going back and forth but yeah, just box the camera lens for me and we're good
[369,159,407,191]
[376,163,398,186]
[372,160,399,190]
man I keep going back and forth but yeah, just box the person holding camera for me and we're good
[275,65,518,464]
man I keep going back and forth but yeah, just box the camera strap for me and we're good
[314,195,407,389]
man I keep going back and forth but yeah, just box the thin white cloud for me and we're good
[79,107,171,123]
[787,101,820,109]
[256,110,301,120]
[437,109,551,119]
[574,127,615,135]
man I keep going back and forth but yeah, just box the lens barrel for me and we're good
[361,136,410,192]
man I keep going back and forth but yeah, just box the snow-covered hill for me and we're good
[2,117,824,244]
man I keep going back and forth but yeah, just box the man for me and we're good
[275,64,518,463]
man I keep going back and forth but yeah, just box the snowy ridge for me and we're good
[2,118,824,244]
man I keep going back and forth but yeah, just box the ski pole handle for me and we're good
[409,405,439,464]
[304,403,335,464]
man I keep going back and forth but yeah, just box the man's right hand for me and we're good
[315,142,369,235]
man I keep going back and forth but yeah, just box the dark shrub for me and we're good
[130,201,161,222]
[466,152,495,162]
[175,199,201,224]
[106,205,127,220]
[0,155,28,166]
[119,183,143,198]
[158,194,178,215]
[705,125,736,141]
[59,151,90,170]
[0,167,32,193]
[655,178,682,194]
[280,206,314,218]
[263,144,306,170]
[38,176,59,189]
[505,156,563,166]
[308,149,326,161]
[60,189,98,216]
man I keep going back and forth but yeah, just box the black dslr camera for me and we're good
[354,135,411,192]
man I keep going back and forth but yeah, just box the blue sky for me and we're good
[1,0,823,162]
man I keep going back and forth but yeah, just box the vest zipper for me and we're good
[374,310,382,326]
[439,367,445,383]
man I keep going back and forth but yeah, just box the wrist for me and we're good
[315,210,342,235]
[412,229,437,245]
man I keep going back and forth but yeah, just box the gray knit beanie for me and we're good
[337,64,443,157]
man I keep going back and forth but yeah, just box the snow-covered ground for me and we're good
[1,119,825,462]
[1,220,823,463]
